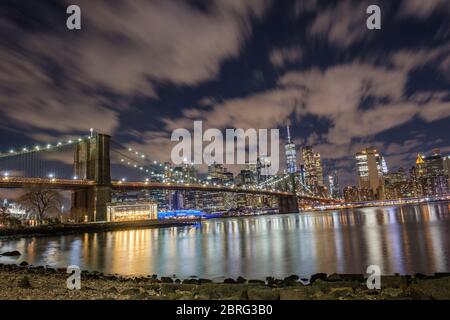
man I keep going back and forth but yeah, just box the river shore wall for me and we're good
[0,218,201,239]
[0,263,449,300]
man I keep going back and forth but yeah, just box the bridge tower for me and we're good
[278,173,299,214]
[72,134,111,222]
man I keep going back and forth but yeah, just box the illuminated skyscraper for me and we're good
[355,147,384,197]
[328,170,341,198]
[284,125,297,174]
[443,155,450,176]
[302,146,324,190]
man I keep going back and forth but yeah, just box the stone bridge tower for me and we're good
[72,134,112,222]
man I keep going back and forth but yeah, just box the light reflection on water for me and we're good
[1,203,450,280]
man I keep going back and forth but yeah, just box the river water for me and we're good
[1,203,450,280]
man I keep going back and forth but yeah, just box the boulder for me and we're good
[248,280,266,285]
[161,277,174,283]
[0,251,21,257]
[198,278,213,284]
[183,279,199,285]
[223,278,236,284]
[310,273,327,283]
[236,276,247,284]
[327,273,342,282]
[19,261,29,267]
[160,284,179,295]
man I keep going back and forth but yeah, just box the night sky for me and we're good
[0,0,449,187]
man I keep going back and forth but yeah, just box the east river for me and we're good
[1,203,450,280]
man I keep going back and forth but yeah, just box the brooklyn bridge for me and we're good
[0,133,340,222]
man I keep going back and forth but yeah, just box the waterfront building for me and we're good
[425,149,445,176]
[106,201,158,222]
[235,169,255,186]
[285,125,298,174]
[0,199,28,220]
[343,186,359,202]
[382,168,412,200]
[355,147,384,199]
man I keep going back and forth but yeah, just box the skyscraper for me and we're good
[328,170,341,198]
[355,147,384,197]
[302,146,324,191]
[284,125,297,174]
[443,155,450,176]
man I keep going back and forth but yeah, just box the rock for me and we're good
[198,278,213,284]
[266,277,282,287]
[247,288,279,300]
[0,251,21,257]
[338,274,365,282]
[434,273,450,279]
[223,278,236,284]
[142,284,160,291]
[160,284,179,295]
[248,280,266,285]
[18,276,32,289]
[175,279,181,284]
[183,279,198,284]
[19,261,29,267]
[310,273,327,283]
[161,277,174,283]
[121,288,141,296]
[236,276,247,284]
[409,277,450,300]
[284,274,300,281]
[327,273,342,282]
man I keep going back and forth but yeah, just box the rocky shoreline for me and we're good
[0,261,450,300]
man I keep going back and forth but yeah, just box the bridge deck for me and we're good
[0,177,340,203]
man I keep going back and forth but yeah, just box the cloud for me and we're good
[269,46,302,68]
[0,48,120,136]
[398,0,450,19]
[308,0,379,47]
[0,0,271,140]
